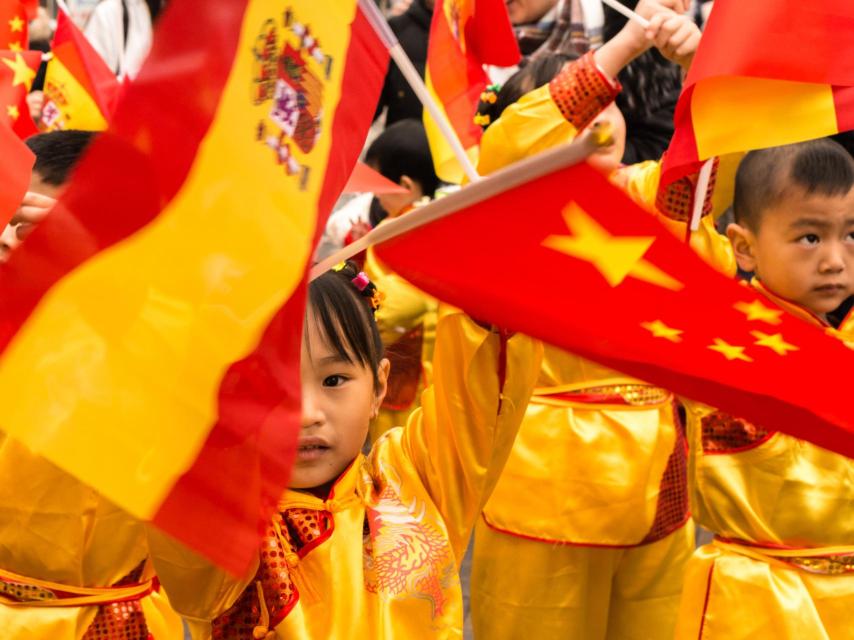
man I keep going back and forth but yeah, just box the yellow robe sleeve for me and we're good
[397,308,543,562]
[477,51,620,177]
[145,525,257,625]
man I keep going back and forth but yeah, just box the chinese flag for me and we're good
[0,49,39,138]
[0,121,34,227]
[0,1,28,51]
[424,0,519,183]
[0,0,387,574]
[40,9,120,132]
[662,0,854,185]
[374,154,854,459]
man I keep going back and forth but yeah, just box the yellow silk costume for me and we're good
[471,52,697,640]
[364,239,438,442]
[673,285,854,640]
[476,51,854,638]
[0,437,183,639]
[148,309,542,639]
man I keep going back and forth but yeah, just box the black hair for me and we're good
[25,130,97,186]
[476,53,577,130]
[733,138,854,230]
[307,261,384,390]
[364,119,440,198]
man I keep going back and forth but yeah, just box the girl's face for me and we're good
[291,307,389,491]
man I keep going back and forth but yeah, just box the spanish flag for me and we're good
[373,146,854,459]
[424,0,519,183]
[40,8,120,132]
[662,0,854,185]
[0,0,387,573]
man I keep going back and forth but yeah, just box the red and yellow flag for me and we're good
[40,9,120,131]
[0,48,39,138]
[0,0,387,574]
[0,1,28,51]
[662,0,854,185]
[424,0,519,183]
[374,154,854,458]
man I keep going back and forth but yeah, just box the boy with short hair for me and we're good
[674,138,854,639]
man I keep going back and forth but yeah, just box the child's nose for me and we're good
[300,387,325,429]
[819,242,846,273]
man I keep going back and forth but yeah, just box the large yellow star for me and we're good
[708,338,753,362]
[8,15,24,32]
[2,53,35,89]
[641,319,683,343]
[751,331,798,356]
[543,202,683,291]
[734,300,783,325]
[6,104,19,120]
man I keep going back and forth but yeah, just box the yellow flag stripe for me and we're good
[0,0,358,518]
[42,56,108,131]
[693,76,839,159]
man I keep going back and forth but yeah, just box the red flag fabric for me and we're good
[19,0,36,20]
[0,0,388,574]
[0,49,40,138]
[0,121,34,227]
[0,1,28,51]
[662,0,854,185]
[375,158,854,459]
[343,160,408,194]
[424,0,520,182]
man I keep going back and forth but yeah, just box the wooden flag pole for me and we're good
[357,0,481,184]
[600,0,651,29]
[310,130,607,280]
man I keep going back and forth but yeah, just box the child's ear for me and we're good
[399,175,423,199]
[371,358,391,419]
[726,222,758,273]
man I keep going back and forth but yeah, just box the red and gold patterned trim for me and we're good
[700,410,776,454]
[548,51,621,132]
[0,562,155,640]
[655,156,719,222]
[715,537,854,576]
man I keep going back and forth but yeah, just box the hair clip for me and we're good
[473,113,491,127]
[351,271,371,293]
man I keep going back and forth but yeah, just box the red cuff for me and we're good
[655,157,719,222]
[548,51,622,131]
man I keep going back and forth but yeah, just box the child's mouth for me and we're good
[297,443,331,461]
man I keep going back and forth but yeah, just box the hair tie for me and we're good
[351,272,370,292]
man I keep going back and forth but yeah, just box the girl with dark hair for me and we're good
[148,261,542,639]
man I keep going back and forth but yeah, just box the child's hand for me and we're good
[9,191,57,241]
[646,11,702,72]
[597,0,691,79]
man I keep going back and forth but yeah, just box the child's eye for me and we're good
[322,375,348,388]
[797,234,820,245]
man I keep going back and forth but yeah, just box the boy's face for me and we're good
[291,308,389,491]
[728,185,854,316]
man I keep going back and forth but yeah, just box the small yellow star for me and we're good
[8,15,24,32]
[8,41,22,52]
[708,338,753,362]
[641,320,683,343]
[6,104,19,120]
[543,202,683,291]
[734,300,783,325]
[1,53,35,88]
[751,331,798,356]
